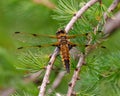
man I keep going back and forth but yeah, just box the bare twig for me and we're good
[38,48,59,96]
[94,0,120,33]
[67,54,85,96]
[48,71,66,94]
[33,0,56,9]
[65,0,99,33]
[104,11,120,37]
[104,0,120,20]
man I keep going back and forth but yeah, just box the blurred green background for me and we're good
[0,0,58,95]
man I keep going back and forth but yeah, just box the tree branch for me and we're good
[94,0,120,33]
[65,0,98,33]
[104,0,120,20]
[38,48,59,96]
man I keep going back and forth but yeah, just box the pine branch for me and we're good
[104,0,120,20]
[65,0,99,33]
[94,0,120,33]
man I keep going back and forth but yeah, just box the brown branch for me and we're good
[67,54,85,96]
[33,0,56,9]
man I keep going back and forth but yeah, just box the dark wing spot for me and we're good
[36,45,42,48]
[15,32,20,34]
[85,33,89,36]
[52,44,57,46]
[32,34,37,37]
[85,44,89,47]
[101,46,106,49]
[17,47,23,49]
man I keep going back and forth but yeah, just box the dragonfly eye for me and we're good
[56,30,66,36]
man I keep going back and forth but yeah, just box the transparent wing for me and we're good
[13,32,57,44]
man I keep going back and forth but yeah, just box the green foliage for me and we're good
[11,83,38,96]
[15,50,47,72]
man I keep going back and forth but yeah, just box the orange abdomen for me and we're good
[60,44,70,73]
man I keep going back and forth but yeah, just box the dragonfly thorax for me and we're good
[59,39,68,45]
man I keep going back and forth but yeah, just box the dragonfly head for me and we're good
[56,30,66,36]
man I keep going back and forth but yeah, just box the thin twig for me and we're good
[65,0,99,33]
[104,0,120,20]
[94,0,120,33]
[67,54,85,96]
[38,48,59,96]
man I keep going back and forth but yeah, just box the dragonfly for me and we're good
[15,30,88,73]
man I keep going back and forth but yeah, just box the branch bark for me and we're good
[65,0,99,33]
[94,0,120,33]
[104,0,120,20]
[104,11,120,37]
[38,48,59,96]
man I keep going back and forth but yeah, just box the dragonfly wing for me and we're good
[14,32,57,38]
[67,33,88,39]
[17,42,60,49]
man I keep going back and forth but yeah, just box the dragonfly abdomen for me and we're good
[60,44,70,73]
